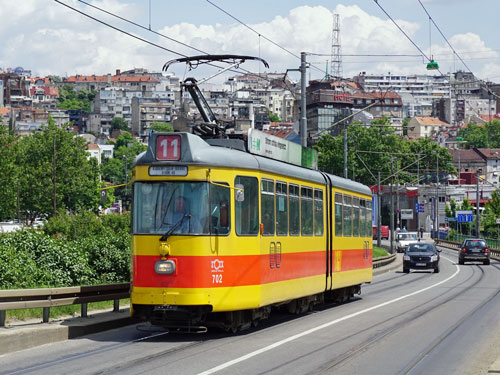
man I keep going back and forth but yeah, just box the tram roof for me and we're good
[134,132,371,196]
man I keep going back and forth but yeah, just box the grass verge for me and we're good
[373,246,389,258]
[5,299,130,324]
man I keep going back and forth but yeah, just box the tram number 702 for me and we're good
[212,274,223,284]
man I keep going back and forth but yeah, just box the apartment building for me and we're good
[131,97,173,139]
[407,116,449,139]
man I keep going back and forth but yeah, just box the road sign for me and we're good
[415,203,424,213]
[401,209,413,219]
[496,218,500,225]
[457,214,474,223]
[456,210,473,223]
[445,217,456,222]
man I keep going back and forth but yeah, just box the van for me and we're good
[373,225,389,240]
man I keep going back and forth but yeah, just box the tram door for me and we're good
[261,179,282,270]
[322,176,334,291]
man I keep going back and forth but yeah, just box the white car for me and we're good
[396,232,419,253]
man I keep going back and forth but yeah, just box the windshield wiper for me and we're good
[159,214,191,242]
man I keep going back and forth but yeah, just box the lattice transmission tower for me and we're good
[330,13,342,80]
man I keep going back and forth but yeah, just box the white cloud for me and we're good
[0,2,497,83]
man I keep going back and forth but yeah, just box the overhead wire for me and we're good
[204,0,328,77]
[373,0,489,119]
[416,0,500,101]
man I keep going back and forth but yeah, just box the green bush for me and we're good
[0,212,131,289]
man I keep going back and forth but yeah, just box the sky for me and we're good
[1,0,499,83]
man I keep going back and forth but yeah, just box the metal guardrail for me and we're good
[436,239,500,260]
[373,253,397,269]
[0,283,130,327]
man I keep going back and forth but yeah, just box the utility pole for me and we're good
[377,171,381,248]
[476,169,481,236]
[52,131,57,217]
[434,152,439,239]
[300,52,308,147]
[344,126,348,178]
[416,156,420,232]
[396,183,400,229]
[390,156,394,254]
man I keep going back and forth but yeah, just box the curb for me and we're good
[373,253,402,276]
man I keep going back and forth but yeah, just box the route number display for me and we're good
[156,135,181,161]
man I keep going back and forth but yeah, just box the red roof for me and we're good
[65,74,159,84]
[29,86,59,97]
[0,107,11,117]
[468,199,488,205]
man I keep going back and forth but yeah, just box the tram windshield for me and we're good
[133,181,230,235]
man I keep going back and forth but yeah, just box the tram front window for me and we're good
[133,182,230,235]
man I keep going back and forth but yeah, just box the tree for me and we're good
[483,189,500,238]
[17,117,101,220]
[58,85,96,114]
[101,132,147,205]
[458,123,488,148]
[268,112,280,123]
[315,119,455,186]
[111,117,130,132]
[151,122,173,133]
[0,124,19,221]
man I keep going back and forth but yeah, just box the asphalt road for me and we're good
[2,247,500,375]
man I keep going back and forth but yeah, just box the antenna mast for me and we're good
[330,13,342,81]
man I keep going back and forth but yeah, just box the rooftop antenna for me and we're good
[330,13,342,80]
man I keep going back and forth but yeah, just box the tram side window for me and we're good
[261,179,275,235]
[235,176,259,235]
[289,184,300,235]
[360,199,367,237]
[335,193,343,236]
[314,189,324,236]
[276,182,288,235]
[366,200,373,237]
[353,197,360,237]
[209,183,230,235]
[301,186,313,236]
[343,195,352,237]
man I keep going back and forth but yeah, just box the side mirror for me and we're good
[235,184,244,202]
[437,248,442,252]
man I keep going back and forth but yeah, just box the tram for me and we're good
[130,130,373,332]
[130,54,373,332]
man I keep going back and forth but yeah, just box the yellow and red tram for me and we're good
[130,131,373,331]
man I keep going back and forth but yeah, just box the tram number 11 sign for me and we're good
[156,135,181,161]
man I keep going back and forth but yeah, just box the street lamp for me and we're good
[434,151,439,239]
[476,168,482,237]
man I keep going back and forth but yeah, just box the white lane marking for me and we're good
[197,259,460,375]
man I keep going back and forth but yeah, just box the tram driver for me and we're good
[172,195,202,234]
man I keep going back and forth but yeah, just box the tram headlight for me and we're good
[155,259,176,274]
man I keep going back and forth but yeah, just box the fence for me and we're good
[442,233,500,250]
[436,239,500,260]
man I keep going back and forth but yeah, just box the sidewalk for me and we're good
[0,307,134,356]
